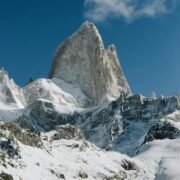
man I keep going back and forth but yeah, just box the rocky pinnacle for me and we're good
[49,21,131,105]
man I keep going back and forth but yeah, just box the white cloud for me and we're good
[84,0,179,22]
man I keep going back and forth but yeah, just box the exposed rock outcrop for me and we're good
[17,99,77,132]
[0,69,26,109]
[120,94,180,121]
[49,21,131,106]
[50,124,83,141]
[143,120,180,143]
[0,121,42,148]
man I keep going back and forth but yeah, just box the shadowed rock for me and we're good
[144,120,180,143]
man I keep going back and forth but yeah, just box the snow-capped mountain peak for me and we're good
[0,22,180,180]
[0,69,25,110]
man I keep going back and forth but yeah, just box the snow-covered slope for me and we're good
[135,111,180,180]
[23,78,89,108]
[0,121,148,180]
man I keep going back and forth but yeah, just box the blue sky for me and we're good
[0,0,180,96]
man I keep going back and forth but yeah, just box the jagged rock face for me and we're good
[0,69,26,109]
[143,120,180,143]
[18,99,76,131]
[120,94,180,121]
[17,99,124,150]
[17,95,180,152]
[0,121,42,148]
[76,104,124,150]
[49,22,131,106]
[50,124,83,141]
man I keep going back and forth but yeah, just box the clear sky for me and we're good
[0,0,180,96]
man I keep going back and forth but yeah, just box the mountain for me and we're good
[0,22,180,179]
[0,69,26,109]
[49,21,131,106]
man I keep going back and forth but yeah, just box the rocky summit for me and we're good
[0,22,180,180]
[49,21,131,106]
